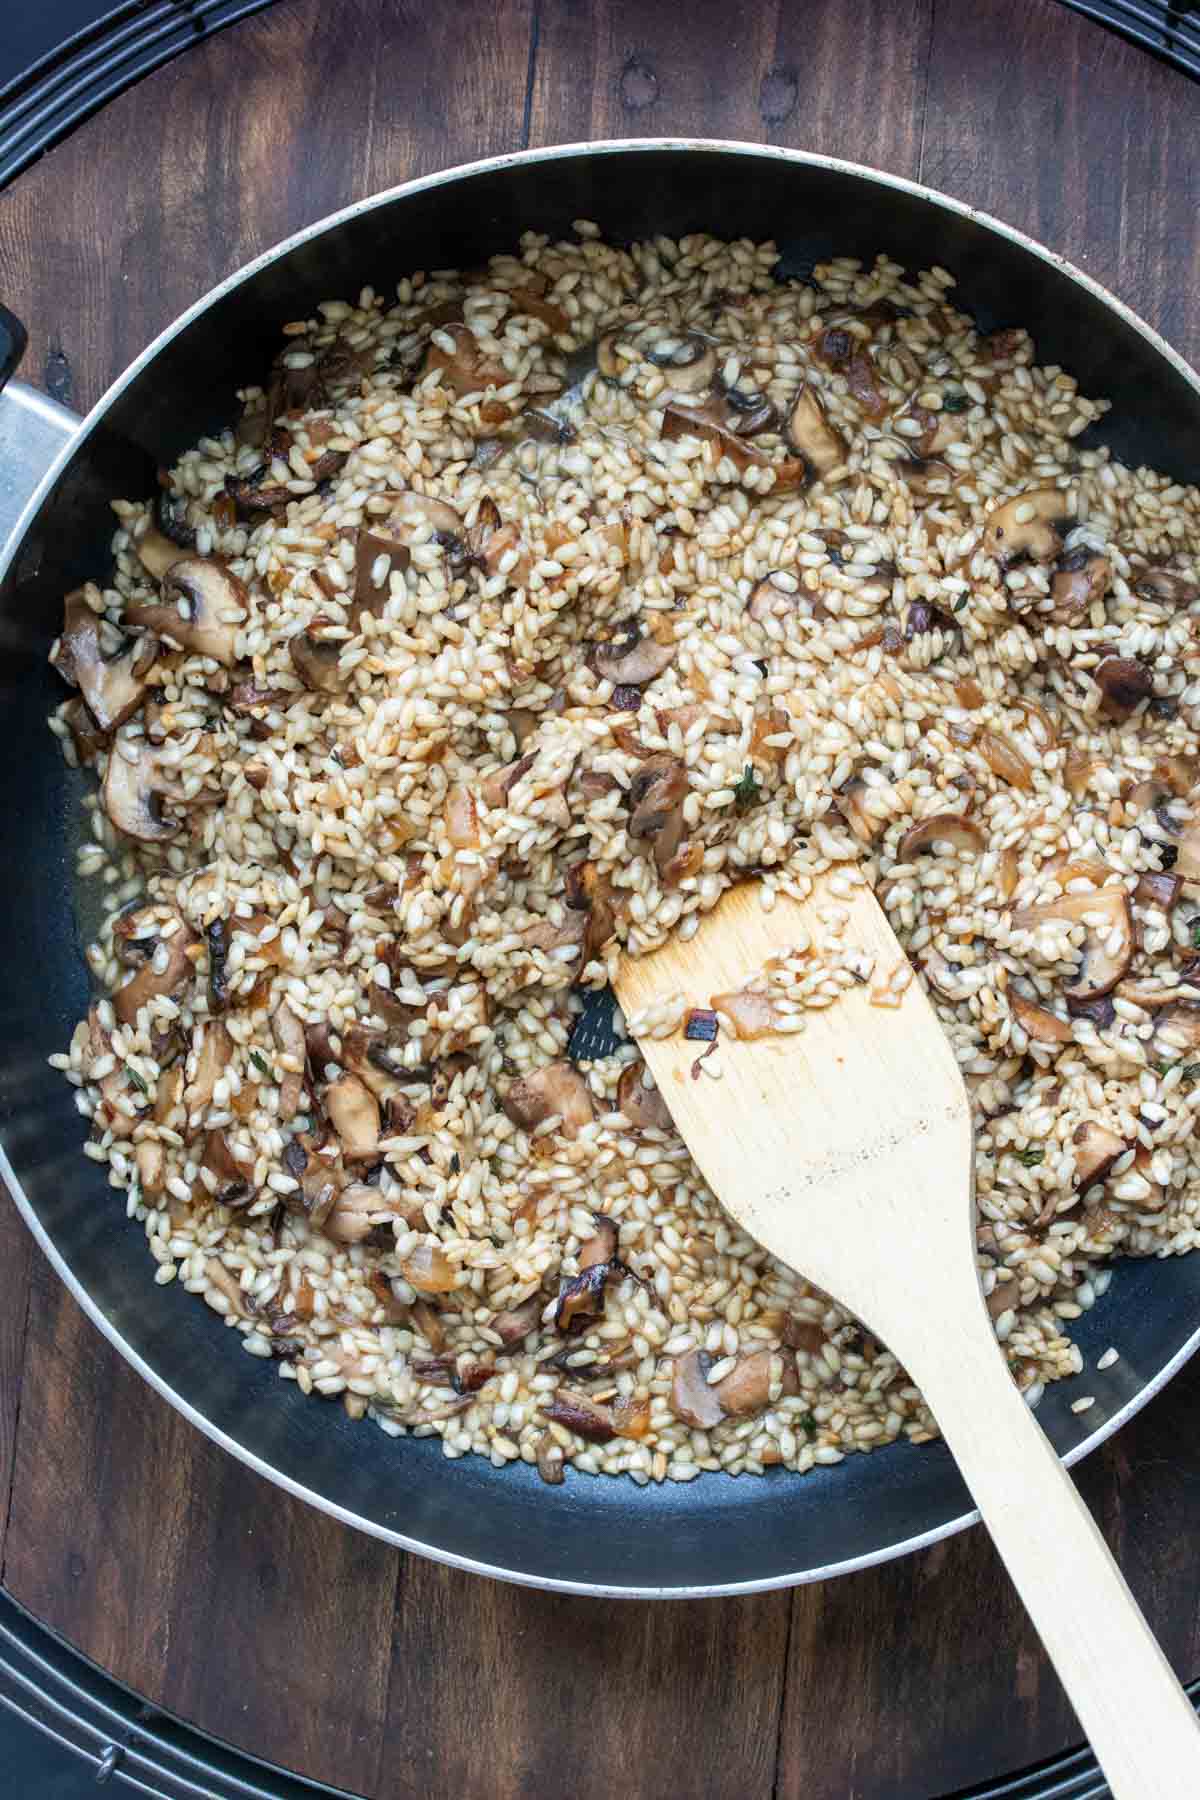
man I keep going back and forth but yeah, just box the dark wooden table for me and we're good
[1,1,1198,1793]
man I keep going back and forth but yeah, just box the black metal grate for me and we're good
[1059,0,1200,75]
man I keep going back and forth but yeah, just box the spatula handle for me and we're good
[914,1317,1200,1797]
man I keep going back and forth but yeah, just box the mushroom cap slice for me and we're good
[352,529,410,624]
[51,589,156,734]
[112,912,198,1027]
[134,523,188,581]
[627,754,689,875]
[662,401,805,490]
[126,558,247,666]
[712,1347,798,1416]
[1050,550,1110,622]
[102,737,185,842]
[1092,654,1152,722]
[1011,886,1133,1002]
[502,1060,595,1138]
[835,777,886,845]
[325,1072,381,1161]
[1011,992,1073,1046]
[645,331,718,394]
[590,621,676,686]
[1072,1120,1127,1192]
[784,384,845,477]
[896,813,985,861]
[747,571,804,623]
[616,1060,674,1132]
[1151,1001,1200,1064]
[983,488,1073,565]
[289,632,343,692]
[670,1349,724,1429]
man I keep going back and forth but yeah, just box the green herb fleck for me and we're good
[250,1051,273,1080]
[1183,1064,1200,1086]
[953,595,969,613]
[1016,1147,1044,1168]
[1156,1061,1177,1077]
[798,1412,817,1440]
[127,1068,148,1095]
[943,391,969,414]
[733,764,762,813]
[1191,920,1200,949]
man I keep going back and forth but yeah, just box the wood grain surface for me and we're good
[1,1,1199,1795]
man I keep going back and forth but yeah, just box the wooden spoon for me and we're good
[615,879,1200,1797]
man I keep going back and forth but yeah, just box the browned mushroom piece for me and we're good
[670,1349,725,1429]
[662,401,805,490]
[444,783,480,848]
[896,813,986,861]
[51,589,157,733]
[340,1024,409,1099]
[467,499,532,587]
[564,860,619,962]
[202,1129,251,1204]
[590,620,677,686]
[522,910,587,966]
[1133,566,1200,606]
[422,323,509,399]
[616,1060,674,1132]
[135,1139,166,1200]
[288,632,343,692]
[134,522,188,580]
[322,1182,391,1245]
[978,729,1035,792]
[544,1389,616,1444]
[1150,1001,1200,1064]
[185,1021,235,1116]
[352,530,411,624]
[845,350,887,422]
[1050,549,1111,622]
[369,981,427,1041]
[59,697,108,765]
[112,911,198,1027]
[492,1297,544,1346]
[102,737,186,842]
[645,331,718,393]
[1134,871,1182,913]
[1092,655,1152,722]
[983,489,1073,566]
[784,384,846,477]
[125,558,247,666]
[503,1060,595,1138]
[1011,991,1073,1046]
[1011,887,1134,1002]
[480,753,535,809]
[709,987,777,1041]
[270,1002,307,1121]
[747,570,806,623]
[579,1214,618,1269]
[535,1434,566,1484]
[324,1073,381,1160]
[384,489,467,548]
[627,754,689,873]
[596,330,635,384]
[508,707,539,750]
[399,1241,458,1294]
[835,777,886,845]
[1072,1120,1127,1192]
[713,1347,799,1416]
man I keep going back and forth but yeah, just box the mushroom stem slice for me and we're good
[896,813,985,861]
[325,1073,381,1160]
[1072,1121,1128,1193]
[503,1060,595,1138]
[51,588,156,733]
[1011,992,1073,1046]
[784,384,846,477]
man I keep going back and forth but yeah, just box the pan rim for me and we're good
[3,135,1200,1598]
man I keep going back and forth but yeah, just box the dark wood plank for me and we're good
[528,0,932,178]
[0,0,535,413]
[919,0,1200,362]
[382,1559,789,1800]
[0,1191,33,1567]
[2,1242,400,1794]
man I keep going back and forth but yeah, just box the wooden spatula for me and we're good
[615,879,1200,1798]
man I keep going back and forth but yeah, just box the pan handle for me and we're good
[0,304,81,560]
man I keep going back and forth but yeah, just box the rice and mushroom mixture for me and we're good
[47,224,1200,1487]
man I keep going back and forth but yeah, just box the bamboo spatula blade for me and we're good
[614,879,1200,1799]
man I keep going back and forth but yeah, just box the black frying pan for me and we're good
[2,142,1198,1597]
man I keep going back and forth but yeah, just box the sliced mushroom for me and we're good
[422,323,509,399]
[565,860,619,962]
[112,912,198,1027]
[522,910,587,967]
[1012,887,1133,1002]
[710,987,777,1041]
[1093,655,1152,722]
[784,384,846,477]
[544,1389,616,1444]
[1072,1120,1128,1192]
[896,813,985,861]
[399,1241,457,1294]
[271,1003,307,1122]
[662,402,805,489]
[125,558,246,666]
[835,777,886,845]
[1133,566,1199,606]
[1135,871,1182,913]
[185,1021,235,1116]
[341,1025,410,1100]
[322,1182,392,1245]
[1011,992,1073,1046]
[845,350,887,422]
[492,1298,543,1346]
[60,697,108,766]
[481,754,535,810]
[1150,1001,1200,1064]
[645,331,717,393]
[352,530,411,624]
[1050,549,1110,622]
[712,1347,799,1416]
[134,522,187,580]
[979,729,1035,792]
[983,489,1073,566]
[51,589,156,733]
[747,570,806,624]
[627,754,689,873]
[289,632,343,692]
[616,1060,674,1132]
[670,1349,725,1429]
[503,1060,595,1138]
[102,737,186,842]
[325,1073,380,1160]
[590,620,676,686]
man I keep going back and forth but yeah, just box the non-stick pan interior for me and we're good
[3,144,1199,1593]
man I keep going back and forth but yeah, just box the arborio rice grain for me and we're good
[46,226,1200,1486]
